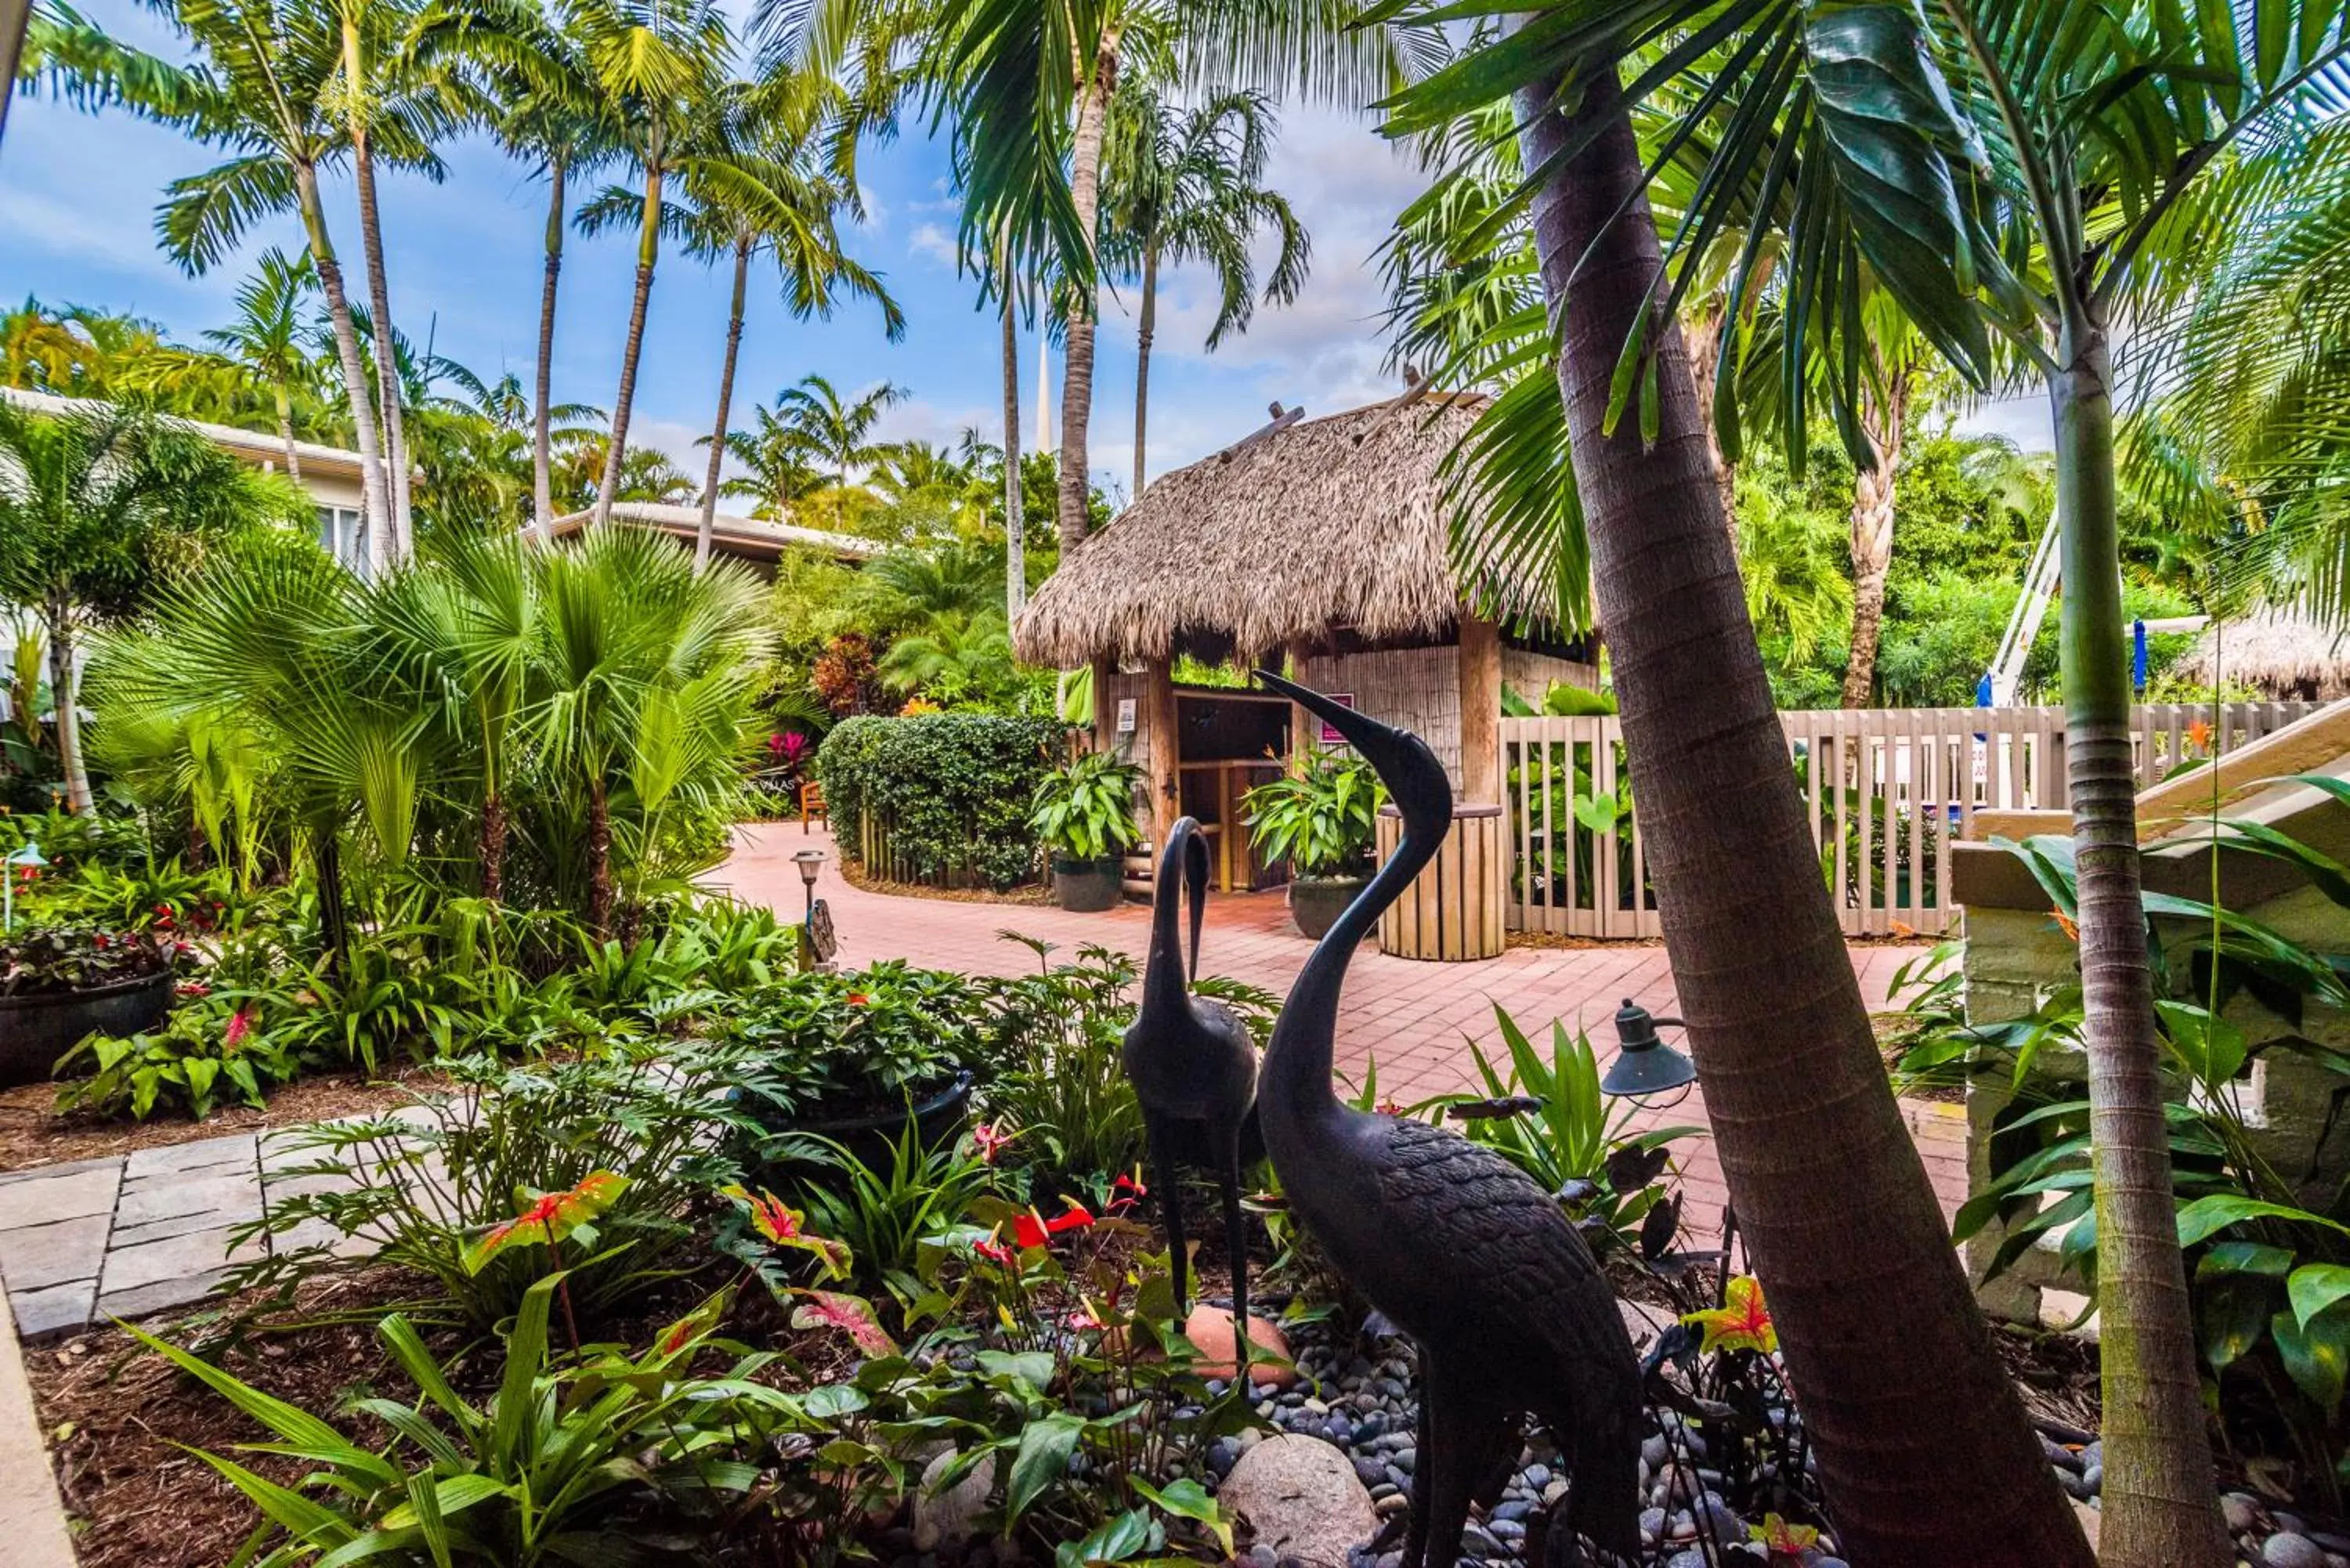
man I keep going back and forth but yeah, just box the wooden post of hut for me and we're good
[1457,610,1502,803]
[1286,639,1317,770]
[1141,655,1181,854]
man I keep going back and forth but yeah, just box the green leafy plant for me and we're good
[817,712,1067,888]
[1029,749,1143,865]
[719,961,986,1124]
[126,1274,771,1566]
[792,1121,994,1304]
[1241,749,1383,879]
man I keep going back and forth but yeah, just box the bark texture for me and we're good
[1002,279,1025,620]
[1681,298,1737,532]
[350,125,412,558]
[2053,315,2230,1568]
[295,161,393,570]
[696,234,750,574]
[533,157,566,540]
[1133,242,1156,500]
[45,598,88,815]
[1517,68,2095,1568]
[586,775,613,936]
[480,791,505,904]
[1841,370,1905,708]
[595,161,664,528]
[1056,43,1114,555]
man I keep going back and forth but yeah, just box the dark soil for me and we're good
[837,857,1055,907]
[0,1065,453,1174]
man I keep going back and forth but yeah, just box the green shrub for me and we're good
[1242,749,1383,878]
[816,713,1067,888]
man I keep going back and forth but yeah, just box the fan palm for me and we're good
[1100,83,1307,496]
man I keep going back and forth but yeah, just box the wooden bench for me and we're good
[800,781,826,833]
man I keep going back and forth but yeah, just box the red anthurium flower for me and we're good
[1012,1201,1096,1248]
[768,732,786,756]
[969,1122,1013,1165]
[175,980,210,999]
[1747,1515,1820,1560]
[2188,717,2214,753]
[463,1172,630,1276]
[92,933,109,949]
[1683,1275,1777,1357]
[1068,1300,1107,1331]
[845,992,870,1006]
[222,1010,252,1053]
[1376,1099,1404,1118]
[973,1234,1016,1268]
[1108,1172,1148,1213]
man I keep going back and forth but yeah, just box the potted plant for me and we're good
[1243,750,1385,938]
[1,927,180,1088]
[1030,750,1142,912]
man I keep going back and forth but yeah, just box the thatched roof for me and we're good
[2177,606,2350,699]
[1013,392,1553,667]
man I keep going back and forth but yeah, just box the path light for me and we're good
[1602,999,1697,1106]
[791,849,826,923]
[3,841,47,933]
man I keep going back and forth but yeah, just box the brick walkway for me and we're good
[0,822,1965,1341]
[718,823,1969,1244]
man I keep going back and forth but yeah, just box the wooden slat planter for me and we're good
[1374,803,1508,961]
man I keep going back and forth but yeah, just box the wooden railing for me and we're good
[1499,701,2323,939]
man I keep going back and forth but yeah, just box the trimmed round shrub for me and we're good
[817,714,1068,889]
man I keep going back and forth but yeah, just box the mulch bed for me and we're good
[838,858,1055,907]
[0,1066,454,1175]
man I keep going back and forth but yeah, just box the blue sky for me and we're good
[0,2,2052,497]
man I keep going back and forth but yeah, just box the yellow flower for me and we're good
[1682,1274,1777,1356]
[1748,1514,1820,1559]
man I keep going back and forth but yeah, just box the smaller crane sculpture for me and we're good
[1249,672,1643,1568]
[1120,816,1260,1340]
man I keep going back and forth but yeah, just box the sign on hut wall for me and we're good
[1317,694,1355,743]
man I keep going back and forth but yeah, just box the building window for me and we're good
[315,505,367,569]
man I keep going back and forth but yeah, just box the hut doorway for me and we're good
[1173,687,1289,892]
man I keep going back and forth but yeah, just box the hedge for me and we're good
[816,713,1069,890]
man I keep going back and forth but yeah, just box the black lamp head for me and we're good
[1601,998,1697,1099]
[792,848,826,887]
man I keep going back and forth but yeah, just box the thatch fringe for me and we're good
[2177,606,2350,699]
[1012,394,1536,667]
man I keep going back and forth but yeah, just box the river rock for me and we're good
[2268,1533,2329,1568]
[1186,1306,1300,1388]
[1223,1433,1379,1568]
[911,1450,992,1552]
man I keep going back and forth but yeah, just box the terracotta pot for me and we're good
[0,970,175,1089]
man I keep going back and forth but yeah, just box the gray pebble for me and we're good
[2269,1534,2329,1568]
[1459,1526,1504,1559]
[1392,1448,1417,1475]
[1520,1464,1551,1490]
[1491,1501,1531,1523]
[1354,1458,1389,1489]
[2222,1490,2257,1533]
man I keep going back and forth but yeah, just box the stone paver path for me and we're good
[718,823,1968,1246]
[0,821,1963,1340]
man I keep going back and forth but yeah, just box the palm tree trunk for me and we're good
[273,385,302,484]
[595,157,664,528]
[1842,373,1904,708]
[293,161,393,569]
[1055,42,1114,555]
[1133,240,1156,501]
[696,236,750,574]
[2052,308,2229,1568]
[479,789,504,903]
[1681,297,1737,533]
[342,17,412,559]
[44,594,88,815]
[1001,269,1025,620]
[533,155,566,540]
[313,826,349,971]
[1517,65,2095,1568]
[585,772,613,935]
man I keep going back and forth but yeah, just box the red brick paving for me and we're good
[718,823,1969,1237]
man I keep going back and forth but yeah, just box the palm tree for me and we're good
[708,404,826,518]
[410,0,619,539]
[1838,307,1931,707]
[204,248,320,484]
[0,399,302,812]
[28,0,413,565]
[1100,83,1307,496]
[772,372,905,529]
[563,0,732,527]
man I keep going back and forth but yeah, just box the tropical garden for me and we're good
[5,0,2350,1565]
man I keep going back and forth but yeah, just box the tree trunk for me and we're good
[479,789,504,904]
[313,826,349,972]
[1681,296,1737,532]
[1001,269,1025,620]
[696,233,750,574]
[1055,42,1114,555]
[1517,66,2094,1568]
[293,161,392,570]
[44,596,88,815]
[1842,370,1905,708]
[1133,241,1157,501]
[595,156,664,528]
[2052,309,2230,1568]
[533,155,566,540]
[343,18,412,559]
[585,772,613,935]
[273,386,302,484]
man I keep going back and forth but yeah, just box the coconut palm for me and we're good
[772,372,905,529]
[0,399,304,813]
[203,248,321,483]
[1100,83,1307,496]
[709,404,827,518]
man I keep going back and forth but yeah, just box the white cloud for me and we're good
[909,222,960,268]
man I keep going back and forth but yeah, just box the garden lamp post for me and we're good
[791,849,826,923]
[1601,999,1697,1106]
[4,842,47,933]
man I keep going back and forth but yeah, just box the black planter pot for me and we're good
[1051,857,1124,912]
[0,970,175,1089]
[1288,875,1369,940]
[750,1069,978,1176]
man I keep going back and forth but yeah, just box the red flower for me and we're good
[2051,907,2080,942]
[1067,1300,1107,1331]
[845,992,870,1007]
[969,1122,1012,1165]
[175,980,211,999]
[1376,1099,1404,1118]
[222,1010,251,1053]
[92,933,109,949]
[1108,1172,1148,1213]
[1011,1201,1096,1248]
[768,732,787,756]
[973,1235,1016,1268]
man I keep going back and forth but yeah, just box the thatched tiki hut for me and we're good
[1012,392,1599,890]
[2177,606,2350,700]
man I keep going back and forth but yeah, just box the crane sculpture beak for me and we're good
[1252,670,1453,842]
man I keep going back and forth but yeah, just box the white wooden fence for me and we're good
[1499,701,2323,939]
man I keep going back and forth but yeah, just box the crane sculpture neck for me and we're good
[1251,671,1453,1122]
[1144,818,1207,1006]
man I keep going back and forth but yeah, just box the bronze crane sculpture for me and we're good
[1120,815,1260,1335]
[1249,671,1643,1568]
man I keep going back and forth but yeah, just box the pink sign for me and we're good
[1318,692,1356,743]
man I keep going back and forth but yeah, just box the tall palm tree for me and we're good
[708,403,826,518]
[203,247,320,484]
[410,0,619,539]
[28,0,418,566]
[772,372,905,529]
[1100,82,1307,496]
[563,0,732,527]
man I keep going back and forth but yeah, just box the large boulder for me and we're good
[1220,1433,1377,1568]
